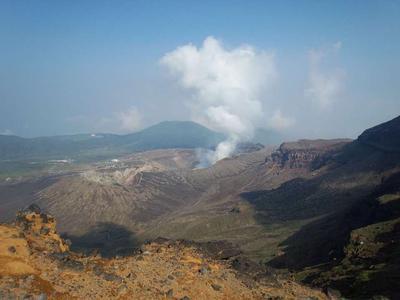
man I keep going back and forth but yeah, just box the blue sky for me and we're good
[0,0,399,138]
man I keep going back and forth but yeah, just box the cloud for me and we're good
[66,106,142,134]
[116,106,142,132]
[268,109,295,131]
[305,42,345,108]
[161,36,276,163]
[0,129,14,136]
[333,41,342,51]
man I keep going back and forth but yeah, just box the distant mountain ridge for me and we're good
[0,121,225,161]
[1,115,399,299]
[358,115,400,152]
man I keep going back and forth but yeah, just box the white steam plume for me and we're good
[116,106,142,132]
[161,36,276,164]
[305,42,345,108]
[268,109,295,131]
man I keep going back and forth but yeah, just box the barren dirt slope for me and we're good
[0,206,327,299]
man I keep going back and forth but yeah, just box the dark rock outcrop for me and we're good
[269,139,351,170]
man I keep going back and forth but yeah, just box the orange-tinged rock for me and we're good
[0,225,30,258]
[0,211,328,300]
[0,225,37,276]
[0,257,37,276]
[15,211,69,253]
[181,255,203,265]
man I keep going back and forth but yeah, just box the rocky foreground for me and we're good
[0,206,329,300]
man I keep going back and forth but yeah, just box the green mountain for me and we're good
[0,121,224,162]
[123,121,224,151]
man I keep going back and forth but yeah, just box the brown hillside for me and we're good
[0,206,327,299]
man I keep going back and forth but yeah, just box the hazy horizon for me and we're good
[1,1,399,141]
[0,118,379,142]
